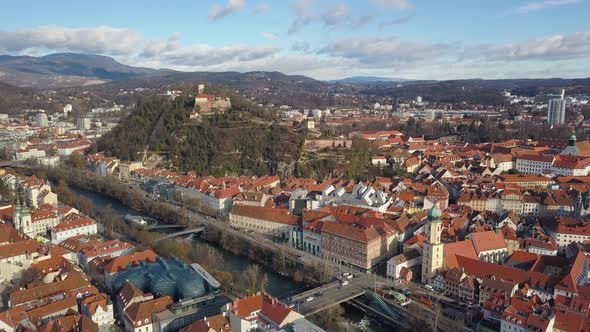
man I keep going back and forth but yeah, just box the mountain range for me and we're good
[0,53,168,88]
[0,53,589,105]
[328,76,408,83]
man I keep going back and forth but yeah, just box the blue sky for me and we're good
[0,0,589,80]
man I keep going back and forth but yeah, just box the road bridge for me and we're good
[283,274,375,316]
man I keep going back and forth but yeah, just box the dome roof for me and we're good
[428,203,442,222]
[112,257,209,300]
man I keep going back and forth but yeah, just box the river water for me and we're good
[69,186,392,331]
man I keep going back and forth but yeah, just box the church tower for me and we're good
[13,195,31,233]
[421,202,444,284]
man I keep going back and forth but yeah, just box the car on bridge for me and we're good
[305,296,314,302]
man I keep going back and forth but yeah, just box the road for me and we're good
[285,275,369,316]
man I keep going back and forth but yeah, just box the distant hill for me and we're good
[328,76,408,83]
[0,53,166,88]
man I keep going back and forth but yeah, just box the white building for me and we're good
[77,116,92,130]
[14,148,46,161]
[229,205,298,241]
[386,248,421,279]
[36,112,49,128]
[80,293,115,328]
[516,154,554,174]
[547,90,566,127]
[51,215,98,243]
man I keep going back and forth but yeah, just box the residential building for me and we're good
[548,90,567,127]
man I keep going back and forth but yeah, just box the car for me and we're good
[341,280,349,286]
[425,284,434,291]
[305,296,314,302]
[346,274,353,280]
[288,303,295,308]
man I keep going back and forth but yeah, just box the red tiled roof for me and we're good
[231,205,298,225]
[468,231,506,253]
[125,296,173,328]
[103,249,158,274]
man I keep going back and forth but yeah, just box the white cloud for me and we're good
[288,1,368,33]
[288,0,316,34]
[320,37,455,68]
[252,3,271,15]
[512,0,580,14]
[378,13,415,28]
[372,0,412,9]
[0,26,141,55]
[208,0,246,21]
[322,4,350,27]
[260,32,278,40]
[466,32,590,61]
[0,25,589,80]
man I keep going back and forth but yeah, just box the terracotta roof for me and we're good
[260,293,299,326]
[81,293,110,315]
[39,314,99,332]
[31,209,58,222]
[0,239,41,260]
[547,217,590,236]
[233,293,262,319]
[79,239,134,258]
[52,215,96,233]
[180,314,232,332]
[125,296,173,328]
[443,240,478,269]
[468,231,506,253]
[26,297,78,322]
[103,249,158,274]
[0,223,27,243]
[9,269,89,306]
[231,205,299,225]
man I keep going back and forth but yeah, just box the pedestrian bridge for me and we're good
[154,226,206,241]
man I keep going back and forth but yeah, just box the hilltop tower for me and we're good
[421,202,444,284]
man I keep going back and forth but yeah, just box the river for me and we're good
[69,186,392,331]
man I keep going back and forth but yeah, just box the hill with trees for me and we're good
[95,96,307,177]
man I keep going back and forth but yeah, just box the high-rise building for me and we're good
[36,111,49,128]
[77,116,92,130]
[197,83,205,95]
[547,89,566,127]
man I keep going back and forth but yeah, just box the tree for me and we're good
[17,268,42,287]
[310,304,346,331]
[67,152,86,169]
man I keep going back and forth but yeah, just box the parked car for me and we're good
[305,296,314,302]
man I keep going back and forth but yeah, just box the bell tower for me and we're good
[421,202,444,284]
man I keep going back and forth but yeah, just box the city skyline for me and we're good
[0,0,589,80]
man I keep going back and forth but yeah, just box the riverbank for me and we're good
[14,166,392,331]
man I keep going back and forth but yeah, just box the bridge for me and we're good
[155,226,206,241]
[283,274,377,316]
[147,224,188,230]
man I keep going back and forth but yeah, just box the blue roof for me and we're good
[112,257,212,300]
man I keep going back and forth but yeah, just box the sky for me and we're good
[0,0,589,80]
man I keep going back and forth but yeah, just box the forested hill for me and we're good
[95,96,306,177]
